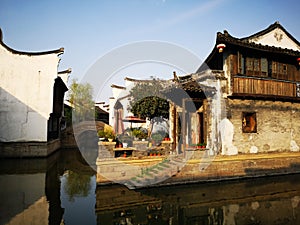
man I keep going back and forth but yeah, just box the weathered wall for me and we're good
[228,99,300,153]
[0,44,61,142]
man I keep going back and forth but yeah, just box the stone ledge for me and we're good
[0,139,61,158]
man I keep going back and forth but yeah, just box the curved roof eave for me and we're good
[0,28,64,56]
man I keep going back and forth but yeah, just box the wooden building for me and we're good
[169,22,300,155]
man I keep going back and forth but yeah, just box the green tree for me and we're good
[129,79,169,120]
[68,79,94,122]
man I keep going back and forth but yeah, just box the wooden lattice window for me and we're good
[246,57,254,75]
[245,57,268,77]
[272,61,288,79]
[242,112,257,133]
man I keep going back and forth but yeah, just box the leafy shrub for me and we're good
[132,128,148,140]
[97,129,115,140]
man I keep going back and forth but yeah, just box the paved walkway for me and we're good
[188,151,300,164]
[215,151,300,161]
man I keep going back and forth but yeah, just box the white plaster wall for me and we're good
[108,97,115,126]
[109,84,130,128]
[248,28,300,51]
[0,45,61,142]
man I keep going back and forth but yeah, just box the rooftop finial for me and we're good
[173,71,179,82]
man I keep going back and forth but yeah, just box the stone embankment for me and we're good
[96,147,300,189]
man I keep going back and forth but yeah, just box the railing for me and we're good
[233,76,297,98]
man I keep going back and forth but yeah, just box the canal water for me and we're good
[0,148,300,225]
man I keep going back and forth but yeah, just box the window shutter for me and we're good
[241,55,244,74]
[238,52,244,74]
[261,58,268,76]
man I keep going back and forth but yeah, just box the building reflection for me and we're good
[96,174,300,225]
[0,148,95,225]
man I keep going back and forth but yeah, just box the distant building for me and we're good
[109,78,150,134]
[0,28,70,157]
[95,102,109,124]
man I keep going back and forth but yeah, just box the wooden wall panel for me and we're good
[233,77,296,97]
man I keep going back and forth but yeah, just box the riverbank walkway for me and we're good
[97,150,300,189]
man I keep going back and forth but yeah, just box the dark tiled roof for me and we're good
[111,84,126,89]
[58,68,72,74]
[124,76,160,83]
[216,22,300,57]
[164,72,217,96]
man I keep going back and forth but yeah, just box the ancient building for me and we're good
[172,22,300,155]
[104,22,300,156]
[0,28,70,157]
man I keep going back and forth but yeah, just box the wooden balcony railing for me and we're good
[233,76,298,98]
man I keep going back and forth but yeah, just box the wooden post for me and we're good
[171,103,177,151]
[182,98,186,153]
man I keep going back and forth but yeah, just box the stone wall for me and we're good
[228,99,300,153]
[0,139,60,158]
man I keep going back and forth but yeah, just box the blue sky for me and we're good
[1,0,299,101]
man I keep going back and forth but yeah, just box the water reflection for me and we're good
[60,173,96,225]
[0,148,95,225]
[0,148,300,225]
[96,174,300,225]
[62,171,92,202]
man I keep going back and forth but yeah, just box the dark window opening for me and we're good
[242,112,257,133]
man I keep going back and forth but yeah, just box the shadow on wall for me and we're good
[0,87,48,142]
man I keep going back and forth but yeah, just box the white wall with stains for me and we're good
[0,42,62,142]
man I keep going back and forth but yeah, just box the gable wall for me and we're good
[248,28,300,51]
[0,45,60,142]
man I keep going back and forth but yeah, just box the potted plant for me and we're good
[151,133,163,146]
[163,134,171,141]
[189,143,197,149]
[98,130,106,141]
[98,129,116,142]
[132,128,148,140]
